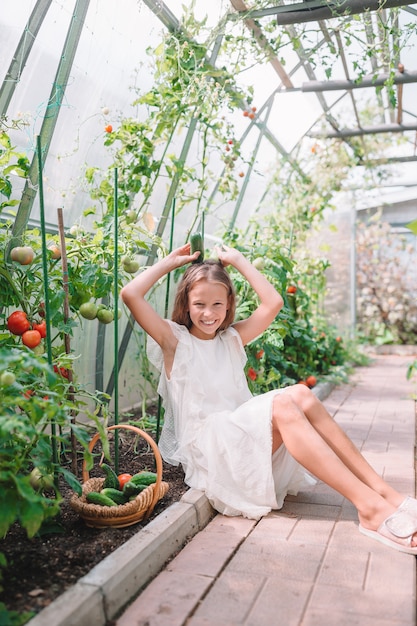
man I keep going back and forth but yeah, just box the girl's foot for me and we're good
[359,509,417,555]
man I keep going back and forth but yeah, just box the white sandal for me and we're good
[359,509,417,555]
[398,495,417,517]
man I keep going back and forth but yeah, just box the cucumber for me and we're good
[190,232,204,263]
[100,487,128,505]
[123,481,149,498]
[86,491,118,507]
[101,463,119,490]
[130,471,158,486]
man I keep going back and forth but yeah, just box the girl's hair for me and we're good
[171,259,236,330]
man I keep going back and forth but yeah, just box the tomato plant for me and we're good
[0,346,111,543]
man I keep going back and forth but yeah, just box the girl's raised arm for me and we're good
[120,244,199,352]
[216,245,283,346]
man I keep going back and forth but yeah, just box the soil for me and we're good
[0,426,188,623]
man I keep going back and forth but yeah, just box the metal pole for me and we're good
[0,0,52,115]
[36,135,58,466]
[113,168,119,470]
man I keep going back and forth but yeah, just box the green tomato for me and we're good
[29,467,54,491]
[122,257,140,274]
[125,210,137,224]
[97,308,114,324]
[1,371,16,386]
[79,302,98,320]
[252,257,265,270]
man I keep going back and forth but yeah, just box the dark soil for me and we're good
[0,427,187,623]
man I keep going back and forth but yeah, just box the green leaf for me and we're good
[0,488,17,535]
[18,499,45,538]
[58,467,82,496]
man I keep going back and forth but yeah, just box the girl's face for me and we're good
[188,280,229,340]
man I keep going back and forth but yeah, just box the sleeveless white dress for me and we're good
[148,321,315,520]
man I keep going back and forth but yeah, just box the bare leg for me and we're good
[271,392,416,543]
[281,384,403,508]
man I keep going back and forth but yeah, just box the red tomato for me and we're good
[53,365,70,379]
[287,285,297,294]
[32,320,47,338]
[7,311,30,335]
[22,330,42,349]
[306,375,317,388]
[118,473,133,489]
[60,367,69,379]
[105,124,113,133]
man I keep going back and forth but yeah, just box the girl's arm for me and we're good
[216,245,283,346]
[120,244,199,355]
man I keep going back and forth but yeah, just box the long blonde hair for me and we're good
[171,260,236,330]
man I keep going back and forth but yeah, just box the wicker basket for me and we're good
[70,424,169,528]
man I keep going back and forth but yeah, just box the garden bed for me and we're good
[0,427,187,621]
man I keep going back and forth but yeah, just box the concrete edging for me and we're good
[26,489,215,626]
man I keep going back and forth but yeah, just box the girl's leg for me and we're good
[282,384,404,508]
[271,392,415,540]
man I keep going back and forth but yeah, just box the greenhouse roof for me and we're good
[1,0,416,234]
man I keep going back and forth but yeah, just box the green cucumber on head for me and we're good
[190,232,204,263]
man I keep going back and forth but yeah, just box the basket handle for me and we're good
[82,424,164,520]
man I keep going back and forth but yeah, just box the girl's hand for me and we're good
[168,243,200,268]
[215,244,245,268]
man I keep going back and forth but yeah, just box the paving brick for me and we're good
[317,545,370,588]
[303,609,410,626]
[227,536,326,581]
[166,515,256,577]
[189,570,268,624]
[310,583,415,624]
[115,570,212,626]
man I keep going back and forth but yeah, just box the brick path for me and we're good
[116,354,417,626]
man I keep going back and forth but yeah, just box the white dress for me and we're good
[148,321,315,520]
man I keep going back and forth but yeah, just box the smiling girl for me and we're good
[121,242,417,554]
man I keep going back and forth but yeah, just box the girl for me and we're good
[121,242,417,554]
